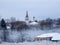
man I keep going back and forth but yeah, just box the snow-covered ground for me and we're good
[0,28,60,45]
[0,41,60,45]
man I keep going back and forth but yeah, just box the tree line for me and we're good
[0,18,60,30]
[39,18,60,29]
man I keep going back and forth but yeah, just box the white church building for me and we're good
[25,11,39,26]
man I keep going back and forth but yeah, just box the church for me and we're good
[25,11,39,26]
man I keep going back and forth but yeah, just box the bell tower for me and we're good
[25,11,29,25]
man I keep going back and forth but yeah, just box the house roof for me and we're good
[52,34,60,40]
[30,22,38,25]
[36,33,60,40]
[7,26,11,29]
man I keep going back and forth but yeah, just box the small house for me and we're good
[34,33,60,42]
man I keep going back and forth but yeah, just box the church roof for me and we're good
[30,21,38,25]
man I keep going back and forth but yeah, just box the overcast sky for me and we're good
[0,0,60,20]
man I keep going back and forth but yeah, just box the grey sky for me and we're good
[0,0,60,20]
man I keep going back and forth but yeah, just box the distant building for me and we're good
[6,23,11,29]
